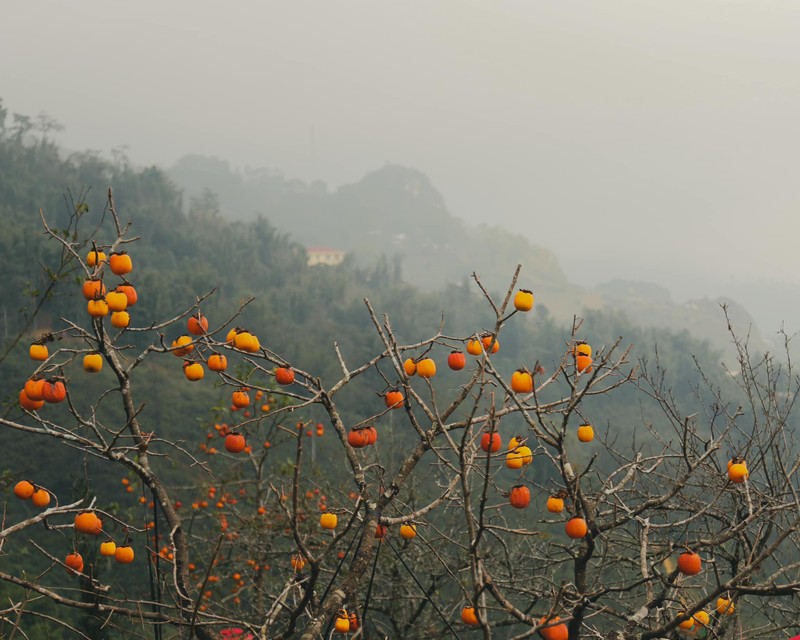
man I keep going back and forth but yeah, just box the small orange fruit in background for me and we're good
[234,331,259,352]
[466,339,483,356]
[511,369,533,393]
[225,433,246,453]
[24,378,46,401]
[574,341,592,357]
[111,311,130,329]
[42,380,67,404]
[171,335,194,357]
[105,290,128,312]
[506,440,534,468]
[275,367,295,385]
[565,516,588,539]
[716,596,734,615]
[384,389,404,409]
[509,485,531,509]
[348,428,369,448]
[29,342,49,361]
[187,312,209,335]
[320,513,338,530]
[108,252,132,276]
[728,459,749,483]
[517,445,534,466]
[461,606,479,626]
[183,361,205,381]
[416,358,436,379]
[692,611,709,626]
[481,334,500,353]
[74,511,103,535]
[86,248,106,267]
[87,299,109,318]
[82,278,106,301]
[100,540,117,556]
[538,616,568,640]
[577,424,594,442]
[116,284,138,307]
[115,545,135,564]
[677,551,702,576]
[207,353,227,371]
[334,609,350,633]
[19,389,44,411]
[513,288,534,312]
[677,614,695,631]
[576,354,593,373]
[448,350,466,370]
[13,480,35,500]
[83,353,103,373]
[65,552,84,575]
[232,389,250,408]
[481,431,501,453]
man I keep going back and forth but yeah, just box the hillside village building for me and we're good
[306,247,346,267]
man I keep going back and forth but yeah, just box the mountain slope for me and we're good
[169,155,766,357]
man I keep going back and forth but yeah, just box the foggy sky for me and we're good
[2,1,799,325]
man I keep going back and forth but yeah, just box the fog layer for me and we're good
[2,1,798,329]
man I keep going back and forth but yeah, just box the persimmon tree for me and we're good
[1,190,800,640]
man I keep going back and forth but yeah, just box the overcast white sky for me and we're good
[2,1,799,313]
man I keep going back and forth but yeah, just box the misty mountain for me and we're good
[593,280,762,360]
[169,154,766,358]
[170,155,570,296]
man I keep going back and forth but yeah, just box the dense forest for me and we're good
[1,100,797,640]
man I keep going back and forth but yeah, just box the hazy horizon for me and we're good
[2,1,799,333]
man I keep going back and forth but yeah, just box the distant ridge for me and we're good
[169,155,767,358]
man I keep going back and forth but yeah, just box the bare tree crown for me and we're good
[1,191,798,640]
